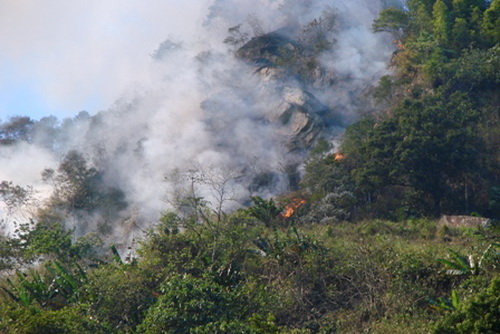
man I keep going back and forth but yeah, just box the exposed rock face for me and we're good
[236,31,302,67]
[439,215,491,228]
[274,87,326,150]
[237,30,336,86]
[255,66,288,82]
[237,31,333,151]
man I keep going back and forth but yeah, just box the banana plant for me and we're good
[110,244,123,264]
[438,243,498,276]
[430,290,461,312]
[1,260,87,308]
[246,196,282,227]
[44,260,88,303]
[1,270,53,307]
[252,227,324,260]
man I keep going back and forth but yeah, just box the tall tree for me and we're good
[433,0,452,43]
[481,0,500,44]
[452,17,472,48]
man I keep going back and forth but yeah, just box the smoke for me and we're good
[0,0,399,240]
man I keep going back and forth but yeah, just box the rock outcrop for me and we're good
[236,31,302,68]
[439,215,491,228]
[237,31,334,151]
[274,87,327,150]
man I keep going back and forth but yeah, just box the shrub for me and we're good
[137,274,269,333]
[0,305,108,334]
[434,277,500,333]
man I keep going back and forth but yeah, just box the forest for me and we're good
[0,0,499,333]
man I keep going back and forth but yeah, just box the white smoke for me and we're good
[0,0,399,239]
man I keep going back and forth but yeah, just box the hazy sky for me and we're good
[0,0,207,120]
[0,0,399,121]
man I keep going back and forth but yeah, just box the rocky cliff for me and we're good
[236,30,337,151]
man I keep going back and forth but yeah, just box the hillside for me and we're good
[0,0,499,333]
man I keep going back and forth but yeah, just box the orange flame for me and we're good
[393,40,405,49]
[281,198,307,218]
[334,152,346,161]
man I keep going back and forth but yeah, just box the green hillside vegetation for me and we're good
[335,0,499,220]
[1,208,498,333]
[0,0,499,333]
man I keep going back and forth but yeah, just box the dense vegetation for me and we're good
[305,0,499,221]
[1,206,499,333]
[1,0,499,333]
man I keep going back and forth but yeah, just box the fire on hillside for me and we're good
[281,198,307,218]
[334,152,346,161]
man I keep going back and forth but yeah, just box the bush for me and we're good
[83,264,155,332]
[434,277,500,333]
[137,274,269,333]
[0,305,108,334]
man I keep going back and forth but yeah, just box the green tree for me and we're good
[342,92,484,217]
[393,93,481,213]
[481,0,500,43]
[16,221,72,260]
[452,17,471,48]
[372,8,410,39]
[408,0,435,33]
[83,264,155,332]
[433,0,452,44]
[43,151,126,215]
[0,116,34,145]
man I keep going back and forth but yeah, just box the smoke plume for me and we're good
[0,0,401,241]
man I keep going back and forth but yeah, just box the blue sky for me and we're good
[0,58,57,120]
[0,0,204,122]
[0,79,51,120]
[0,85,102,121]
[0,64,102,120]
[0,69,99,120]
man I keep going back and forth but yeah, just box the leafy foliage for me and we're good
[245,196,282,227]
[43,150,127,214]
[0,305,109,334]
[138,274,267,334]
[0,116,34,145]
[434,277,500,333]
[300,0,500,220]
[1,261,87,309]
[438,243,499,276]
